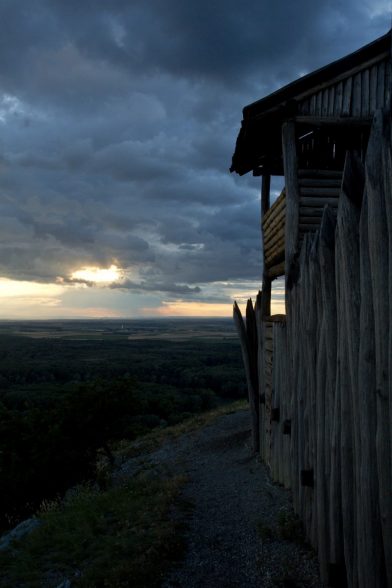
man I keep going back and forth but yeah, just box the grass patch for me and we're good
[256,509,305,545]
[0,473,187,588]
[256,521,274,541]
[116,399,248,460]
[277,509,305,543]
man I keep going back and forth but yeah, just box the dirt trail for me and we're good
[122,409,322,587]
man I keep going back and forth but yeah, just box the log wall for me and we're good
[236,109,392,588]
[262,112,392,587]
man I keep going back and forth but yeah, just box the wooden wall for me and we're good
[235,108,392,587]
[297,56,391,119]
[258,110,392,587]
[262,189,285,273]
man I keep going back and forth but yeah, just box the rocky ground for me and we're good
[119,408,323,588]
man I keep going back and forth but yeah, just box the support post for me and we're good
[282,122,300,290]
[261,174,272,317]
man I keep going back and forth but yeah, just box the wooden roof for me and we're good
[231,31,391,176]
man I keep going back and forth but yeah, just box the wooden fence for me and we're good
[234,108,392,588]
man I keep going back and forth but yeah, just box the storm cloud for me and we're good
[0,1,390,312]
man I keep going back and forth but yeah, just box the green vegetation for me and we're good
[256,509,305,545]
[0,474,187,588]
[0,401,248,587]
[0,319,246,528]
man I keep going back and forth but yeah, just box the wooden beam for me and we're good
[282,121,300,288]
[261,175,271,215]
[298,169,342,178]
[295,115,372,126]
[261,175,272,318]
[267,260,285,280]
[300,187,341,197]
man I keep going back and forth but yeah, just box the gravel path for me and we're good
[121,409,323,588]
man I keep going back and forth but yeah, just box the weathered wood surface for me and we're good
[262,190,285,229]
[267,261,285,280]
[297,55,390,118]
[233,300,259,453]
[336,152,361,588]
[365,109,392,586]
[236,108,392,588]
[357,190,386,587]
[282,122,300,288]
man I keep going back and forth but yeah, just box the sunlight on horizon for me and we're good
[70,265,122,284]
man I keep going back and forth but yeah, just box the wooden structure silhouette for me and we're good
[231,31,392,588]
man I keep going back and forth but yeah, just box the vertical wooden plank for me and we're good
[271,323,280,481]
[261,176,272,319]
[352,72,362,117]
[279,322,290,488]
[370,64,378,114]
[264,322,273,468]
[385,60,391,109]
[357,191,387,588]
[297,236,311,526]
[233,300,260,453]
[310,93,316,115]
[334,81,343,115]
[287,283,299,509]
[300,98,310,115]
[377,61,385,108]
[361,69,370,117]
[306,231,320,548]
[316,91,322,116]
[322,88,329,116]
[335,151,362,588]
[366,109,392,586]
[329,227,345,584]
[282,122,300,290]
[261,175,270,216]
[342,77,353,116]
[328,86,335,116]
[316,206,337,585]
[255,292,265,459]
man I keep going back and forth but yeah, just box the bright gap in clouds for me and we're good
[70,264,122,284]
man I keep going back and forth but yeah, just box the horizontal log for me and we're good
[265,252,285,270]
[299,223,320,231]
[265,233,285,254]
[295,115,372,126]
[300,206,338,216]
[264,314,286,323]
[265,246,285,265]
[263,195,286,230]
[299,216,324,224]
[265,228,285,247]
[265,231,285,251]
[298,169,342,178]
[266,254,285,272]
[300,187,341,197]
[264,218,285,247]
[300,197,339,206]
[298,178,342,188]
[266,260,285,280]
[265,230,285,255]
[263,212,285,237]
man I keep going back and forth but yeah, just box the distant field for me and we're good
[0,318,237,341]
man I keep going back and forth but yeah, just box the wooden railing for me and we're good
[262,189,285,279]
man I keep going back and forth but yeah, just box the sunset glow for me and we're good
[70,265,122,284]
[148,301,232,317]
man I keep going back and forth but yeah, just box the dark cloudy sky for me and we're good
[0,0,389,318]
